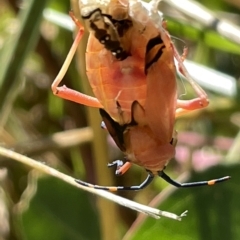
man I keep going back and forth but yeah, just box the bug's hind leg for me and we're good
[75,172,154,191]
[158,171,230,188]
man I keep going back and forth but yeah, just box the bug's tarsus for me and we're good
[101,121,107,129]
[108,160,124,175]
[108,160,124,167]
[158,171,231,188]
[75,172,154,191]
[108,160,132,176]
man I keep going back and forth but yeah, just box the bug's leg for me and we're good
[108,160,124,169]
[173,44,209,117]
[175,61,209,117]
[101,121,107,129]
[162,20,188,63]
[179,46,188,63]
[101,117,132,175]
[75,172,154,191]
[174,62,209,117]
[161,28,209,116]
[158,171,230,188]
[108,160,132,176]
[51,11,102,108]
[175,98,208,118]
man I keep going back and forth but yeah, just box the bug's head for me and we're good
[79,0,132,60]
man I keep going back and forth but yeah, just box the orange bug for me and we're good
[51,0,230,191]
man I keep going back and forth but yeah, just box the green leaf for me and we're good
[167,20,240,54]
[19,176,101,240]
[0,0,48,110]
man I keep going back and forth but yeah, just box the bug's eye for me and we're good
[112,48,122,55]
[100,34,111,44]
[112,47,129,60]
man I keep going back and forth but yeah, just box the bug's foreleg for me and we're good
[75,172,154,191]
[51,12,103,108]
[158,171,230,188]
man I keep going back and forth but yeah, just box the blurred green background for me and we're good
[0,0,240,239]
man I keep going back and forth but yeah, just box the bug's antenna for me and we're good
[158,171,231,188]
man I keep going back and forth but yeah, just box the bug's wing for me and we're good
[145,52,177,143]
[99,109,126,152]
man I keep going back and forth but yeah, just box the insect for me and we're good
[51,0,230,191]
